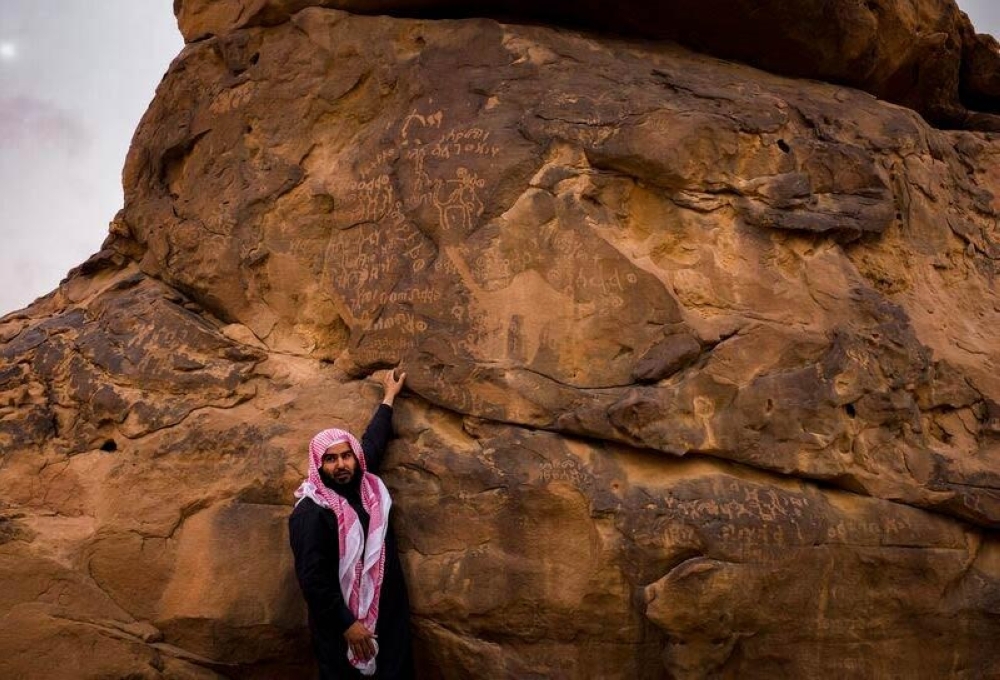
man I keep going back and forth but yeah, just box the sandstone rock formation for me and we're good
[3,1,1000,678]
[171,0,1000,130]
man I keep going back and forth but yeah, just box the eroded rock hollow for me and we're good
[2,1,1000,678]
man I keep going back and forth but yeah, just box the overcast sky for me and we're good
[0,1,181,315]
[1,2,999,315]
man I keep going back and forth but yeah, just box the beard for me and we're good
[320,468,356,488]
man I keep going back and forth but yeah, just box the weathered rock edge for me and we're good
[171,0,1000,130]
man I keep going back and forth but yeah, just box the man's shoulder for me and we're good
[289,496,325,523]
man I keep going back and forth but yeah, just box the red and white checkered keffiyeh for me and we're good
[295,428,391,676]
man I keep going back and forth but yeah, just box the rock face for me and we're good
[171,0,1000,130]
[3,2,1000,678]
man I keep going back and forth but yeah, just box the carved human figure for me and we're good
[433,166,484,236]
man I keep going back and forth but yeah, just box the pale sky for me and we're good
[0,2,181,315]
[0,2,998,315]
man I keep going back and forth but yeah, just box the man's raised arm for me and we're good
[361,369,406,473]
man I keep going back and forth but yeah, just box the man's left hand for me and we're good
[381,368,406,406]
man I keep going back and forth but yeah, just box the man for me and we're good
[289,370,413,679]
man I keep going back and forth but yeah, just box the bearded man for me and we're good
[289,370,413,679]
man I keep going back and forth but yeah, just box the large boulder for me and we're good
[2,4,1000,678]
[172,0,1000,129]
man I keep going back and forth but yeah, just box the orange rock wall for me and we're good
[2,4,999,678]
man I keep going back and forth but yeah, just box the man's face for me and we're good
[321,441,358,485]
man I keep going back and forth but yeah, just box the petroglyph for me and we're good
[430,167,486,237]
[401,108,444,143]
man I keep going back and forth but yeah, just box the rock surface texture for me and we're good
[171,0,1000,130]
[3,1,1000,678]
